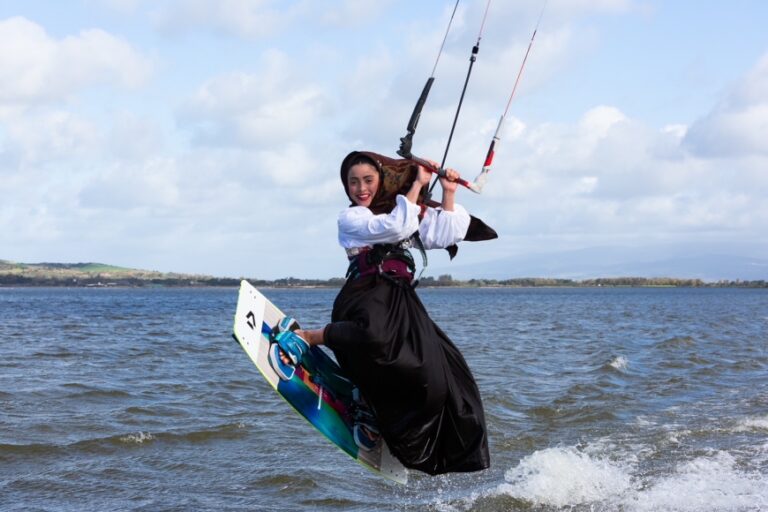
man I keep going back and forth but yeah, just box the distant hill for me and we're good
[0,259,349,288]
[2,256,765,288]
[0,259,238,287]
[432,246,768,282]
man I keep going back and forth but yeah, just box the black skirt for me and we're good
[324,273,490,475]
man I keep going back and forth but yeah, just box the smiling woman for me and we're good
[267,150,491,476]
[345,158,380,209]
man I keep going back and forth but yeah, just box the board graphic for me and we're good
[232,280,407,484]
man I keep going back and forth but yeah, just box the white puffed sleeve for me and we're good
[338,194,421,249]
[418,203,471,249]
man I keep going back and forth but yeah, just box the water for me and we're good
[1,286,767,511]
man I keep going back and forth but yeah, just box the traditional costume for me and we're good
[320,151,493,475]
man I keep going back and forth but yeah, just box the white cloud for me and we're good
[0,16,152,104]
[684,52,768,157]
[255,143,320,187]
[471,91,768,248]
[107,112,167,161]
[0,107,102,166]
[580,105,627,137]
[78,158,180,210]
[344,49,396,105]
[178,50,329,148]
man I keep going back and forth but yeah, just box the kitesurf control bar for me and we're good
[409,155,481,194]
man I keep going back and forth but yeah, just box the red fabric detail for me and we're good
[354,252,413,281]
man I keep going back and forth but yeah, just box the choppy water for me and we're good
[1,286,767,511]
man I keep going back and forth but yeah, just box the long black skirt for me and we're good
[323,274,490,475]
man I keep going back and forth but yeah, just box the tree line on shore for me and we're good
[1,272,765,288]
[419,275,767,288]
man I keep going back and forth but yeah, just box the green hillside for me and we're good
[0,259,236,287]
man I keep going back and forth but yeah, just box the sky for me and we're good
[0,0,766,279]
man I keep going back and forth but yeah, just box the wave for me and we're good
[119,431,155,444]
[0,422,249,460]
[632,451,767,512]
[31,349,79,359]
[655,335,696,349]
[437,444,768,511]
[605,355,629,372]
[498,446,633,508]
[64,388,133,400]
[732,414,768,433]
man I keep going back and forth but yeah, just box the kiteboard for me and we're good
[232,279,407,484]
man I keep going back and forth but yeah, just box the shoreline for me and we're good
[2,281,766,289]
[2,260,765,288]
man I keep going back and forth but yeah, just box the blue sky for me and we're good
[1,0,766,279]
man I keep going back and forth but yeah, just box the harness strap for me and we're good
[409,231,428,287]
[345,233,428,286]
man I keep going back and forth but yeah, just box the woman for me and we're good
[270,151,490,475]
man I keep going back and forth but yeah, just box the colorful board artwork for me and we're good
[232,280,407,484]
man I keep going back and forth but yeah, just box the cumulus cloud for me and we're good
[107,112,167,161]
[254,143,320,187]
[79,158,180,210]
[684,52,768,157]
[0,16,152,104]
[178,50,329,148]
[0,107,102,167]
[475,91,768,248]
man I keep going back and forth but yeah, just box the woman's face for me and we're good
[347,163,380,208]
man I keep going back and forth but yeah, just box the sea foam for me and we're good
[733,414,768,433]
[631,451,768,512]
[609,355,629,371]
[498,446,633,507]
[488,446,768,511]
[120,431,154,444]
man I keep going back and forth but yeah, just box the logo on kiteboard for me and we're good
[246,311,256,330]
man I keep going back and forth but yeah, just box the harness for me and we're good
[345,233,428,287]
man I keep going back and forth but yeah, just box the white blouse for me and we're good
[337,194,471,251]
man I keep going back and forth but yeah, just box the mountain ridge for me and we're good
[432,246,768,282]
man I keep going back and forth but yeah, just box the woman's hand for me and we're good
[439,168,460,193]
[415,161,434,186]
[406,160,434,204]
[439,167,459,211]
